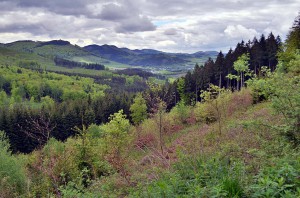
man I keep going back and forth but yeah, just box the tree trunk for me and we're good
[219,73,222,88]
[159,111,163,155]
[195,84,198,102]
[241,72,243,89]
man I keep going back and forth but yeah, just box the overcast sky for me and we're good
[0,0,299,53]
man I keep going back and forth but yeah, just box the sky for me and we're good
[0,0,299,53]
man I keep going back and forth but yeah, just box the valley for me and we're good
[0,2,299,197]
[0,40,217,78]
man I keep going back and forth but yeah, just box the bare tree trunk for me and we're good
[159,111,163,155]
[215,100,222,135]
[237,73,240,91]
[241,72,243,88]
[19,111,56,147]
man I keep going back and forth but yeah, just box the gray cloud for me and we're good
[115,16,156,33]
[99,3,131,21]
[98,2,156,33]
[14,0,92,16]
[0,0,298,52]
[164,28,178,35]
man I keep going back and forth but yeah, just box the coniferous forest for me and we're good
[0,8,299,198]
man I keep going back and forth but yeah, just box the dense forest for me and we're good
[0,13,299,198]
[172,32,281,105]
[54,57,106,70]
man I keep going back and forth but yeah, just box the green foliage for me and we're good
[270,74,300,144]
[194,102,216,123]
[222,177,243,197]
[1,15,299,197]
[101,110,131,155]
[0,131,26,197]
[285,13,300,53]
[59,168,95,198]
[233,53,250,74]
[177,77,190,105]
[249,158,300,197]
[169,100,190,124]
[0,90,9,106]
[0,66,108,105]
[231,53,251,89]
[130,93,148,125]
[200,84,231,133]
[41,95,55,110]
[130,156,245,197]
[18,60,42,71]
[248,58,300,144]
[247,66,274,102]
[278,49,300,74]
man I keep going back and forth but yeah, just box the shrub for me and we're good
[135,133,157,149]
[248,159,300,197]
[0,131,27,197]
[222,177,243,197]
[194,102,216,124]
[248,67,300,144]
[227,88,253,116]
[168,101,191,125]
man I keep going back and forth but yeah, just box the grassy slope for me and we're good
[2,41,130,70]
[108,90,299,197]
[0,41,214,81]
[19,88,298,197]
[0,43,130,80]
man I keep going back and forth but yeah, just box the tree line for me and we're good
[0,92,135,153]
[171,32,282,105]
[54,57,105,70]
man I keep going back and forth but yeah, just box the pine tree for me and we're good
[286,12,300,52]
[250,37,260,74]
[259,34,268,67]
[266,32,280,71]
[184,71,195,105]
[214,51,225,88]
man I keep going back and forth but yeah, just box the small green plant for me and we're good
[249,159,300,197]
[222,177,243,197]
[130,155,246,197]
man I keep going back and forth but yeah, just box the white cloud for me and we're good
[224,25,259,40]
[157,40,176,47]
[0,0,299,52]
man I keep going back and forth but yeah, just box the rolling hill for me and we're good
[84,44,218,68]
[1,39,218,77]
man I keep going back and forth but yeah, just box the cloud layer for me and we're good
[0,0,298,52]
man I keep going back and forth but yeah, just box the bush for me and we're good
[0,131,27,197]
[134,133,157,149]
[227,88,253,116]
[248,66,300,144]
[194,102,216,124]
[168,101,191,125]
[248,158,300,197]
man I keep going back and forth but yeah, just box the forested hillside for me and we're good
[0,12,299,198]
[84,44,217,68]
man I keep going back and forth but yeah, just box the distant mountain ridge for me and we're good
[1,39,218,71]
[84,44,218,67]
